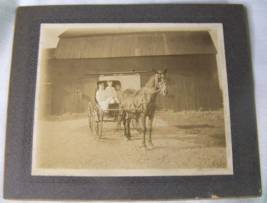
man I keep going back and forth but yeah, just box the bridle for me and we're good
[155,73,167,95]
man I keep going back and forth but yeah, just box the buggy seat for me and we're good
[95,80,121,111]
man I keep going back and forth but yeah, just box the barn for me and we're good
[38,29,223,116]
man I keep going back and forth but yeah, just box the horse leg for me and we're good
[141,114,147,148]
[122,111,128,140]
[147,111,155,149]
[127,115,131,140]
[116,110,122,129]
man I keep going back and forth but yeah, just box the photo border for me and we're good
[32,22,233,177]
[4,4,261,200]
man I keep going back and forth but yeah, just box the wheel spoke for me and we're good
[88,102,93,131]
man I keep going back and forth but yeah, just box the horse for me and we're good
[121,68,168,150]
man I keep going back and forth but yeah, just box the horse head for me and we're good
[153,68,168,96]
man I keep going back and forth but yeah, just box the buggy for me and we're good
[87,80,141,137]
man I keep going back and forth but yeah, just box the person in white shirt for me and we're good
[105,80,119,104]
[96,83,108,110]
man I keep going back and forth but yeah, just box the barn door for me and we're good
[82,76,99,106]
[71,87,84,113]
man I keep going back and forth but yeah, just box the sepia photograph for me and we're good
[32,23,233,176]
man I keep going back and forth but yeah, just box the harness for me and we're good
[132,74,165,112]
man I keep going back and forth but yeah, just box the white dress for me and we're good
[96,89,108,110]
[105,86,119,103]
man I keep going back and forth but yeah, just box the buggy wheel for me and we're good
[93,106,103,138]
[87,102,93,131]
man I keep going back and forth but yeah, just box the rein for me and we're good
[129,74,166,112]
[138,88,161,95]
[132,88,161,111]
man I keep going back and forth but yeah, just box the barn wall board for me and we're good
[43,54,222,115]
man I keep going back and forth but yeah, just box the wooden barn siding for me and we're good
[45,54,222,115]
[48,72,88,115]
[54,31,217,59]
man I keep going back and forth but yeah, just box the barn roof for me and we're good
[53,29,217,59]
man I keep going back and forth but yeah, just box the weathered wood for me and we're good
[54,31,217,59]
[45,54,223,115]
[83,70,151,76]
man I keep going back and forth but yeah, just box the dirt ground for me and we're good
[34,110,227,170]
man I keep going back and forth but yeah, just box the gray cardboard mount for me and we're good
[3,4,261,200]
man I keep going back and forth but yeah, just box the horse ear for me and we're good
[163,67,168,74]
[152,68,158,74]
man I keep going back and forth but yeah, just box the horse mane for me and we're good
[122,88,136,94]
[122,88,137,99]
[144,75,156,89]
[122,75,156,97]
[121,74,159,110]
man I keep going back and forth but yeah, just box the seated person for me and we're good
[96,83,108,110]
[105,80,119,104]
[115,84,122,103]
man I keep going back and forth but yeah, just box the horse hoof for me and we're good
[147,142,154,150]
[141,146,147,153]
[124,137,129,141]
